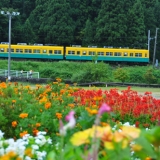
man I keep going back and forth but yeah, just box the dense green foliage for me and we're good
[0,0,160,60]
[0,60,160,84]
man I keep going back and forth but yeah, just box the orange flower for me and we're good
[45,102,51,109]
[19,113,28,118]
[0,82,7,88]
[33,128,39,136]
[12,100,16,103]
[56,78,62,82]
[36,123,41,127]
[12,121,18,127]
[56,113,62,120]
[24,148,33,158]
[68,103,75,108]
[20,131,28,138]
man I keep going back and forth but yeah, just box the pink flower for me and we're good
[60,111,76,136]
[65,111,75,121]
[98,103,111,116]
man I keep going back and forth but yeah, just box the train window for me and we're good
[130,53,134,57]
[7,48,14,52]
[77,51,80,55]
[16,49,23,53]
[49,50,52,54]
[123,52,128,56]
[135,53,142,57]
[54,50,61,54]
[145,53,147,57]
[33,50,40,53]
[106,52,113,56]
[89,51,95,55]
[0,48,4,52]
[98,52,104,56]
[25,49,32,53]
[114,52,121,56]
[83,51,86,55]
[68,51,75,54]
[43,50,47,53]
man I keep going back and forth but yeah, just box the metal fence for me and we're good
[0,69,39,79]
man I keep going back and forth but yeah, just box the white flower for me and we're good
[35,151,47,160]
[37,131,46,136]
[31,144,39,150]
[24,156,32,160]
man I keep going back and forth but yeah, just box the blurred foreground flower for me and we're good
[59,111,76,136]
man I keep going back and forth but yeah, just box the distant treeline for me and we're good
[0,0,160,60]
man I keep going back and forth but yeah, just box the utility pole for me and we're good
[1,10,20,81]
[153,28,159,68]
[148,30,150,51]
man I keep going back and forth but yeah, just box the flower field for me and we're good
[0,79,160,160]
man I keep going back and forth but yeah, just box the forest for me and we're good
[0,0,160,60]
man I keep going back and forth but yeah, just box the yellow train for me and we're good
[0,44,149,63]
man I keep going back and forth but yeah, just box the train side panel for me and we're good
[0,44,64,60]
[65,47,149,63]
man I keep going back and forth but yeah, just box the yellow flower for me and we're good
[121,126,141,139]
[90,109,98,115]
[70,129,91,146]
[104,141,114,150]
[70,126,111,146]
[131,144,142,151]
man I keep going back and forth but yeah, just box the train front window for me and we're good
[89,51,95,55]
[114,52,121,56]
[16,49,23,53]
[135,53,142,57]
[33,50,40,53]
[54,50,61,54]
[25,49,32,53]
[106,52,113,56]
[123,52,128,56]
[98,52,104,56]
[77,51,80,55]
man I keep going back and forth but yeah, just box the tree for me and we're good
[39,0,75,45]
[22,19,36,44]
[95,0,127,47]
[126,0,146,49]
[82,19,95,46]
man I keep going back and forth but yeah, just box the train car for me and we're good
[0,43,149,64]
[65,46,149,63]
[0,44,64,60]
